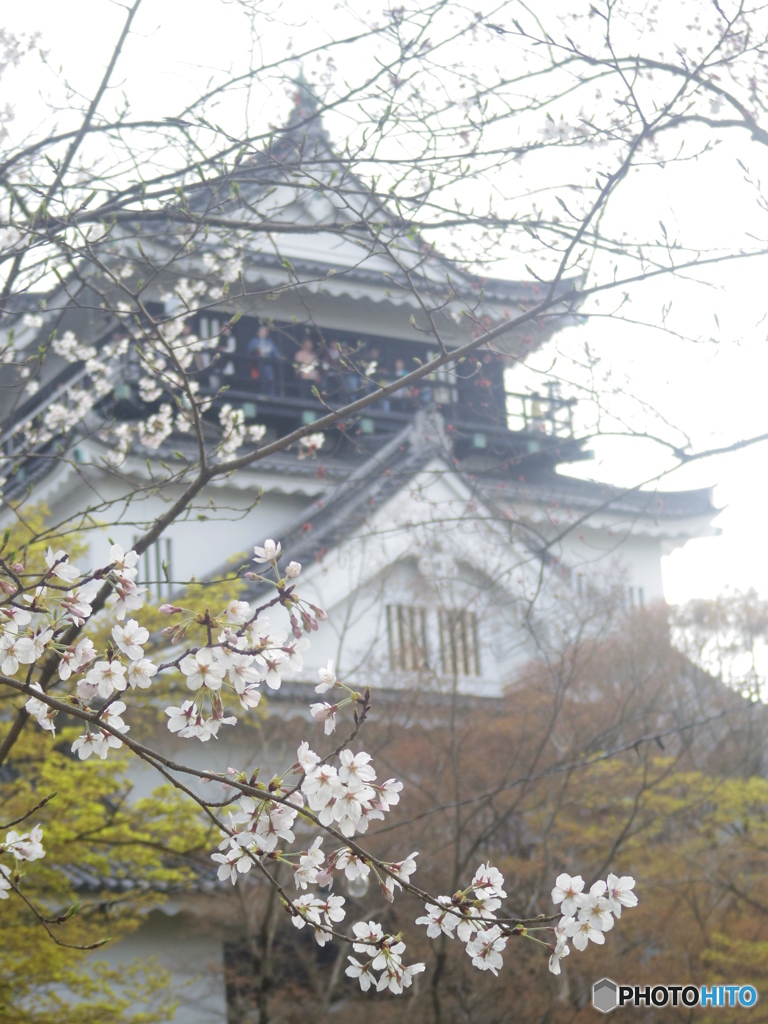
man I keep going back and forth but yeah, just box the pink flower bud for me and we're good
[244,571,257,581]
[0,580,17,595]
[11,563,23,573]
[159,603,182,615]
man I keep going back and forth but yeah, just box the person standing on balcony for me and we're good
[247,324,281,397]
[320,339,344,399]
[390,357,411,412]
[208,325,237,392]
[294,337,320,398]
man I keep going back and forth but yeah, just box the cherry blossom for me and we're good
[1,605,31,628]
[291,894,322,931]
[127,658,158,689]
[578,881,615,932]
[45,548,80,584]
[336,848,370,882]
[197,708,237,741]
[315,659,336,694]
[466,925,507,975]
[226,600,251,624]
[298,433,324,459]
[565,915,606,951]
[605,873,638,917]
[294,837,324,889]
[285,561,301,579]
[71,704,128,760]
[310,701,337,734]
[551,872,586,916]
[3,825,45,861]
[261,650,288,690]
[237,684,262,709]
[1,630,40,675]
[112,619,149,660]
[253,539,281,564]
[338,749,376,788]
[302,763,343,809]
[297,741,321,775]
[59,638,96,680]
[111,579,147,620]
[345,957,375,991]
[212,841,251,883]
[84,659,128,699]
[180,648,225,691]
[24,685,57,734]
[472,863,507,901]
[352,920,384,954]
[373,778,403,811]
[548,927,571,976]
[165,701,201,736]
[62,583,98,625]
[333,785,376,837]
[416,897,459,938]
[109,544,139,577]
[383,851,418,898]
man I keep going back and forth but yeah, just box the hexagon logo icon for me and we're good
[593,978,618,1013]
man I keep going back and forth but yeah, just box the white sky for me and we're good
[6,0,768,606]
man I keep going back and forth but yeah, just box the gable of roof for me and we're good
[238,411,719,607]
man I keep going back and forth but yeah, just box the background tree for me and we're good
[232,598,768,1023]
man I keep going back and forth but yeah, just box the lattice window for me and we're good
[628,586,644,610]
[438,609,480,677]
[387,605,429,671]
[134,537,173,599]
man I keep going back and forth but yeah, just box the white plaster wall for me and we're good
[17,459,315,587]
[557,528,666,601]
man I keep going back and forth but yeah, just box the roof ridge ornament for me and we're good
[286,67,324,135]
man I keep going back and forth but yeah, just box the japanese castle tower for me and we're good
[0,81,718,1024]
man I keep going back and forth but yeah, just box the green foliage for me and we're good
[0,510,219,1021]
[0,725,214,1021]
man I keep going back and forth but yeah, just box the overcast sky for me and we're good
[6,0,768,606]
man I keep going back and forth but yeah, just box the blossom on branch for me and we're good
[253,539,281,564]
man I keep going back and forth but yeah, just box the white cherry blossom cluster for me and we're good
[155,542,323,740]
[4,308,267,472]
[9,537,637,987]
[297,743,404,840]
[346,922,426,994]
[416,863,509,975]
[210,742,404,887]
[291,892,346,945]
[163,607,309,741]
[413,863,638,979]
[18,545,150,757]
[206,738,424,995]
[217,403,267,460]
[547,872,638,974]
[298,432,325,459]
[212,790,304,882]
[0,825,45,899]
[9,333,128,455]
